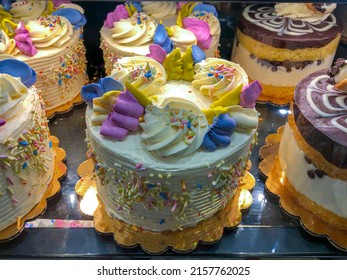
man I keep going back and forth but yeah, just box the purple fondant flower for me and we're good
[0,118,6,127]
[14,22,37,57]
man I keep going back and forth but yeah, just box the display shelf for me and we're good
[0,1,346,259]
[0,103,346,259]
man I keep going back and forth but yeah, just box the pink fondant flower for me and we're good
[183,17,212,50]
[14,22,37,57]
[104,5,129,28]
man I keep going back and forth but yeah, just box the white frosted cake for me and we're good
[100,1,220,74]
[278,59,347,231]
[0,59,55,232]
[0,0,87,114]
[82,52,262,232]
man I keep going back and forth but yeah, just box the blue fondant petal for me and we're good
[201,132,217,152]
[210,131,231,146]
[131,2,142,12]
[214,114,236,131]
[0,59,36,87]
[192,45,206,64]
[154,24,167,45]
[99,77,124,93]
[52,8,87,29]
[81,83,104,104]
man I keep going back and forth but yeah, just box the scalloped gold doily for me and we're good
[75,158,255,254]
[259,127,347,251]
[0,136,67,241]
[46,93,84,119]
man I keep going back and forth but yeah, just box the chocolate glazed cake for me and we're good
[231,3,343,104]
[278,59,347,231]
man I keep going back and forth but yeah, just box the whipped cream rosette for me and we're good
[10,0,47,23]
[140,97,208,157]
[110,56,166,97]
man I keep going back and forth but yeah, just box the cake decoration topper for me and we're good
[153,22,173,54]
[327,58,347,91]
[146,44,166,63]
[0,58,36,87]
[104,4,129,28]
[274,2,337,22]
[14,21,37,56]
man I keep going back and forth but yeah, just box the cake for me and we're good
[0,58,55,232]
[100,2,221,75]
[278,58,347,232]
[81,51,262,232]
[231,3,343,104]
[0,0,87,115]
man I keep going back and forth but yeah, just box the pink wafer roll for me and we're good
[110,111,139,131]
[100,116,128,141]
[114,98,144,118]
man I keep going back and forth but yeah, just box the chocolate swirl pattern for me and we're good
[296,70,347,148]
[240,4,342,49]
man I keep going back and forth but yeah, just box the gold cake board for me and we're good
[76,157,255,254]
[259,127,347,251]
[46,93,84,119]
[0,136,67,241]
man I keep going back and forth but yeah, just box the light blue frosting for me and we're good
[52,8,87,29]
[81,77,124,105]
[192,3,218,17]
[0,59,36,87]
[153,23,173,54]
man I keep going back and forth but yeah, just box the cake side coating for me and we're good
[0,62,55,231]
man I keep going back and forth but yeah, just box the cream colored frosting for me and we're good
[27,16,73,48]
[0,30,17,55]
[140,98,208,157]
[279,122,347,219]
[110,12,157,47]
[141,1,177,20]
[169,25,197,52]
[0,89,55,231]
[10,0,46,23]
[110,56,166,97]
[0,73,28,117]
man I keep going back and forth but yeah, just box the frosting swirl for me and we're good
[140,98,208,157]
[110,56,166,97]
[26,15,73,48]
[110,12,157,47]
[169,25,197,52]
[52,7,86,29]
[141,1,177,19]
[0,30,16,54]
[0,73,28,117]
[10,0,46,23]
[192,58,248,101]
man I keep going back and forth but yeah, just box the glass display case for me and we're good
[0,1,346,259]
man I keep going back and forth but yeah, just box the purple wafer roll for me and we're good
[110,111,139,131]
